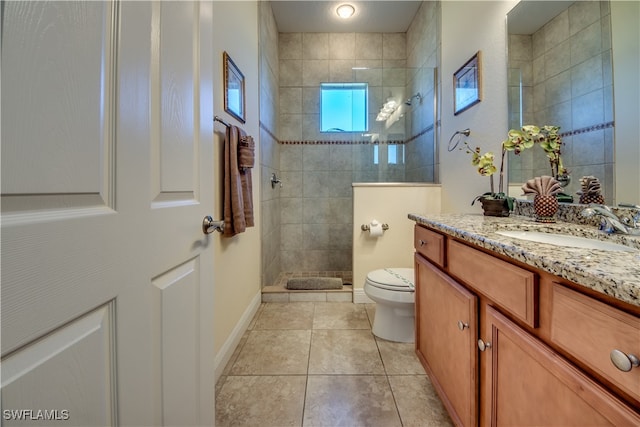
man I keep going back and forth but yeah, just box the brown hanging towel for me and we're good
[238,134,255,171]
[223,125,254,236]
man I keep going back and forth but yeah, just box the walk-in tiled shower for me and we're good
[259,1,440,289]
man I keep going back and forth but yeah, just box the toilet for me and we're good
[363,268,415,343]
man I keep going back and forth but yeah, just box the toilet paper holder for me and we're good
[361,223,389,231]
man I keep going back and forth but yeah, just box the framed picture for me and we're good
[453,51,482,115]
[223,51,245,123]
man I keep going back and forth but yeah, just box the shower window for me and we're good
[320,83,368,132]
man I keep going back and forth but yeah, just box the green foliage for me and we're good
[462,124,564,211]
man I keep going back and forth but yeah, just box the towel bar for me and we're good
[214,115,231,128]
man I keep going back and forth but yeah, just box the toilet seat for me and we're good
[366,268,414,292]
[364,267,415,342]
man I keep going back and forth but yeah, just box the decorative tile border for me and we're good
[259,120,437,146]
[279,139,406,145]
[559,121,614,138]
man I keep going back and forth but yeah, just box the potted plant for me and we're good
[505,125,571,186]
[462,141,514,217]
[462,124,566,216]
[505,125,573,202]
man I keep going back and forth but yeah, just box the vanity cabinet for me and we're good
[413,224,640,427]
[481,305,637,426]
[415,254,477,427]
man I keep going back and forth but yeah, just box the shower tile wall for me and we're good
[405,1,440,182]
[508,0,614,204]
[278,31,409,273]
[257,1,440,283]
[259,1,281,288]
[279,32,408,143]
[275,2,440,277]
[280,144,354,272]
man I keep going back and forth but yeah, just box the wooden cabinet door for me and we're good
[415,254,478,427]
[481,306,640,427]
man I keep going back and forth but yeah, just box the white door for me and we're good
[1,1,215,426]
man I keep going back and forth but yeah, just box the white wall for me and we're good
[352,184,441,303]
[611,0,640,205]
[440,1,518,213]
[212,1,262,380]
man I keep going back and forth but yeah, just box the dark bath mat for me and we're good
[286,277,343,290]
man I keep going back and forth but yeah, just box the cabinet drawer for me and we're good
[414,225,445,268]
[551,284,640,404]
[448,240,538,327]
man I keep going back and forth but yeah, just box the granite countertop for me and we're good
[408,213,640,308]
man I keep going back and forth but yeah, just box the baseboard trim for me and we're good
[214,291,261,383]
[353,288,374,304]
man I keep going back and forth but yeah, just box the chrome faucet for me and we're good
[581,204,640,235]
[618,203,640,229]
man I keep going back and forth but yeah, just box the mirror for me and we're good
[506,0,636,205]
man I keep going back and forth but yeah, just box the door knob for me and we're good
[457,320,469,331]
[478,339,492,352]
[202,216,224,234]
[610,349,640,372]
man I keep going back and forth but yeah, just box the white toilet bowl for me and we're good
[363,268,415,343]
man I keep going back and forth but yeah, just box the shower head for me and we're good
[404,92,423,106]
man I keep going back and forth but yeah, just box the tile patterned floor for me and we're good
[215,302,453,427]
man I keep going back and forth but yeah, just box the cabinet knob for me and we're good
[419,239,426,247]
[457,320,469,331]
[610,349,640,372]
[478,339,492,352]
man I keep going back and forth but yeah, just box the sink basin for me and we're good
[495,230,635,252]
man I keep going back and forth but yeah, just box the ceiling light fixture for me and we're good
[336,4,355,19]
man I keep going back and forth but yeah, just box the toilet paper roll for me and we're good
[369,220,384,237]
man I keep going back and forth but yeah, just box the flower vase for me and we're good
[480,197,510,217]
[534,195,559,223]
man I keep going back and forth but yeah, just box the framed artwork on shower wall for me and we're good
[223,51,246,123]
[453,51,482,115]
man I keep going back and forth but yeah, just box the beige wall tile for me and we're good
[329,32,355,59]
[569,0,602,35]
[329,59,355,82]
[279,32,301,59]
[279,59,302,86]
[279,87,302,114]
[303,32,329,59]
[302,59,329,86]
[383,33,406,59]
[355,33,383,59]
[545,9,570,51]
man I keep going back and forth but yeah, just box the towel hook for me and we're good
[447,128,471,152]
